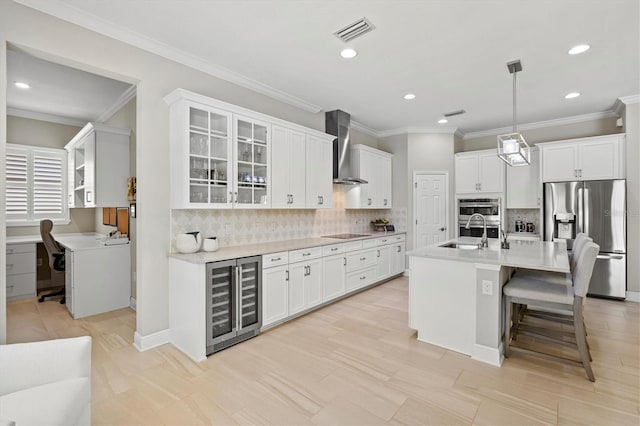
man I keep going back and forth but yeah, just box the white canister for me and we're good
[203,237,219,252]
[175,231,202,253]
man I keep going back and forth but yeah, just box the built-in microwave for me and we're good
[458,198,501,239]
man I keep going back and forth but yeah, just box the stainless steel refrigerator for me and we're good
[544,180,626,299]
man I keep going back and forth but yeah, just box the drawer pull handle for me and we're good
[360,257,366,261]
[271,257,281,261]
[302,253,311,257]
[360,276,366,280]
[331,248,338,251]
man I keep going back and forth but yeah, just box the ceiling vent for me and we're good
[443,109,467,117]
[334,18,375,43]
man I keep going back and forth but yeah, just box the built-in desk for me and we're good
[6,233,131,318]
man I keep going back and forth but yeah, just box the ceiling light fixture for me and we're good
[568,44,590,55]
[14,81,30,89]
[403,93,416,100]
[340,48,357,59]
[438,118,448,124]
[497,59,530,167]
[565,92,581,99]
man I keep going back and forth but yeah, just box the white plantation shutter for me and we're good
[6,147,29,220]
[5,144,68,224]
[33,151,65,218]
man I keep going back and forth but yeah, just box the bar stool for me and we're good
[512,233,591,286]
[503,242,599,381]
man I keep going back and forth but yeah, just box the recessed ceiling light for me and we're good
[14,81,30,89]
[403,93,416,100]
[438,118,448,124]
[568,44,590,55]
[340,48,357,59]
[565,92,581,99]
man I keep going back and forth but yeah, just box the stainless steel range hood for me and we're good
[325,110,368,185]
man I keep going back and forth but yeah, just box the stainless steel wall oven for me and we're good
[458,198,501,238]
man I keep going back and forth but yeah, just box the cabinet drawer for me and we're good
[322,240,363,256]
[289,246,323,262]
[389,234,405,243]
[346,248,377,272]
[7,273,36,298]
[6,251,36,275]
[263,251,288,268]
[6,243,36,255]
[362,238,379,249]
[346,266,376,291]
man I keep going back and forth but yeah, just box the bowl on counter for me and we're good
[176,232,202,253]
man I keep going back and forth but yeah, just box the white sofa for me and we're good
[0,336,91,425]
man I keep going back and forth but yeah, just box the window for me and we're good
[6,144,69,226]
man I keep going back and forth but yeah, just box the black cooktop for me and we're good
[321,233,371,239]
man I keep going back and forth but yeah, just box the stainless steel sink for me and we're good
[439,242,480,250]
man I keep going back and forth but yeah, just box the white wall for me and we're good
[623,102,639,295]
[379,132,455,253]
[0,1,374,341]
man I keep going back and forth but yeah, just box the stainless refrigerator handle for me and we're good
[597,254,624,260]
[584,187,590,236]
[577,187,584,234]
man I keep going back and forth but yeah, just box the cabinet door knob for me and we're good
[439,227,446,231]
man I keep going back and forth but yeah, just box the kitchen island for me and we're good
[408,237,569,366]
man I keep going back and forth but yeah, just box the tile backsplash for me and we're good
[506,208,541,233]
[171,188,407,250]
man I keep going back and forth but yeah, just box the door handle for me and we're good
[236,265,243,330]
[285,270,289,281]
[229,191,233,203]
[368,198,372,206]
[397,246,401,252]
[343,257,347,266]
[377,250,380,258]
[440,227,446,231]
[320,195,324,205]
[597,254,624,260]
[234,191,238,203]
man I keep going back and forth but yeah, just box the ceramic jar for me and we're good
[175,231,202,253]
[203,237,219,252]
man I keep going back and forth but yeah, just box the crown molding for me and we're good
[14,0,324,114]
[350,120,379,137]
[96,84,136,123]
[619,94,640,105]
[378,126,458,138]
[7,107,86,127]
[462,110,619,140]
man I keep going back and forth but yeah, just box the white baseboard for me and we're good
[473,343,504,367]
[403,268,410,276]
[133,329,171,352]
[626,291,640,302]
[129,297,137,311]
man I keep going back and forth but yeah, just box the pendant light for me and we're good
[497,59,530,166]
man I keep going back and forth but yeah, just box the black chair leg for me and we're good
[38,287,65,303]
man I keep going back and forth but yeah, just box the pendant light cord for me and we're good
[513,71,517,133]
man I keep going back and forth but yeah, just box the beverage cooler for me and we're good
[206,256,262,354]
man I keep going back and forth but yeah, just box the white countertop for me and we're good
[407,237,569,273]
[169,231,406,264]
[7,233,130,251]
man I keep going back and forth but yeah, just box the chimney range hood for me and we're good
[325,110,368,185]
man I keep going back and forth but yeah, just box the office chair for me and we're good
[39,219,66,304]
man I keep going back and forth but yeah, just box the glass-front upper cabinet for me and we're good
[187,106,233,207]
[234,116,270,208]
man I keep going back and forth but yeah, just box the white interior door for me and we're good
[414,173,448,249]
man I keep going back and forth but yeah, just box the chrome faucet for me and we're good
[465,213,488,248]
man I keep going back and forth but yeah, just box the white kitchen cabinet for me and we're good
[64,244,130,319]
[322,253,346,301]
[6,243,36,301]
[375,245,391,281]
[166,89,335,210]
[289,257,323,315]
[271,125,306,208]
[455,150,505,194]
[65,123,130,208]
[540,134,625,182]
[305,135,333,208]
[507,148,541,208]
[304,258,323,309]
[390,241,406,275]
[262,264,289,327]
[345,144,393,209]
